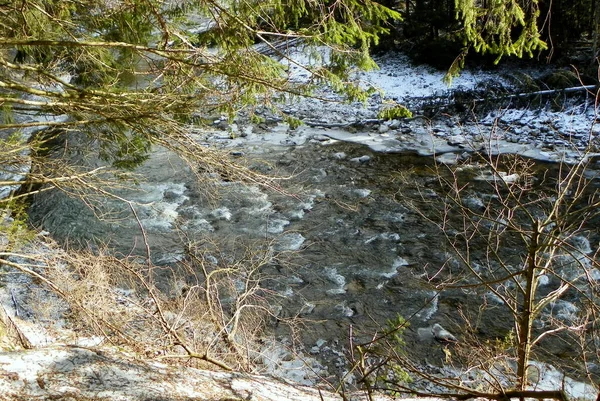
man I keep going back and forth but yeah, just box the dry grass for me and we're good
[13,236,288,372]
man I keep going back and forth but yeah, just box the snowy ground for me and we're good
[205,50,600,170]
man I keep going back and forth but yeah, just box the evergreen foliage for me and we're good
[0,0,400,168]
[377,103,412,119]
[455,0,547,61]
[380,1,598,76]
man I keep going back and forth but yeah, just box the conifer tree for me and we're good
[455,0,546,59]
[446,0,548,80]
[0,0,400,170]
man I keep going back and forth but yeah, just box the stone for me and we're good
[447,135,467,146]
[311,134,330,142]
[350,155,371,163]
[389,119,401,129]
[378,124,390,134]
[163,190,180,200]
[432,324,458,343]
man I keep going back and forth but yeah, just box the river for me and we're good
[26,119,600,390]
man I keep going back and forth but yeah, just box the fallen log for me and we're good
[508,84,597,99]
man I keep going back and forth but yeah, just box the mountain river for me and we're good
[26,120,600,391]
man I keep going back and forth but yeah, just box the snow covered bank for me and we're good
[204,51,599,168]
[0,345,406,401]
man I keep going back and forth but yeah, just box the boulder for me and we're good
[432,323,458,343]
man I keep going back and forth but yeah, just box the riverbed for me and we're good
[26,128,600,386]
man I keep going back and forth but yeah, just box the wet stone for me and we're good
[389,119,401,129]
[447,135,467,146]
[311,134,330,142]
[349,155,371,163]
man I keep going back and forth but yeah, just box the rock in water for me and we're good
[432,324,458,343]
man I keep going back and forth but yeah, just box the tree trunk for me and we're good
[593,0,600,64]
[516,220,541,393]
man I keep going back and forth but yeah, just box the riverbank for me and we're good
[201,51,599,167]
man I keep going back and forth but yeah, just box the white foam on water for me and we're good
[590,268,600,281]
[529,361,597,401]
[324,267,346,295]
[548,299,580,324]
[381,256,409,278]
[279,286,294,297]
[266,218,290,234]
[416,292,439,322]
[571,235,592,254]
[353,188,372,198]
[273,232,305,251]
[537,274,551,286]
[134,183,189,230]
[485,291,505,305]
[288,194,319,220]
[210,207,232,220]
[334,302,354,317]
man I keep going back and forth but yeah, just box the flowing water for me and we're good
[27,132,600,384]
